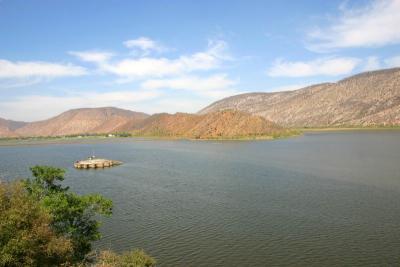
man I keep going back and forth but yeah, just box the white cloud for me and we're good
[68,51,113,63]
[103,57,187,78]
[123,37,165,54]
[384,55,400,68]
[0,59,87,79]
[141,74,238,99]
[307,0,400,51]
[0,74,239,121]
[0,39,239,121]
[72,40,230,81]
[363,56,381,71]
[0,90,161,121]
[0,77,44,89]
[141,74,236,91]
[267,57,360,77]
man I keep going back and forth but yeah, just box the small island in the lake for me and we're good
[74,156,122,169]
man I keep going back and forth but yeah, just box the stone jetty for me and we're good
[74,157,122,169]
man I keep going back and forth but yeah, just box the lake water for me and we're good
[1,131,400,266]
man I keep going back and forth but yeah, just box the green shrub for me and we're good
[1,166,155,266]
[24,166,113,263]
[0,181,73,266]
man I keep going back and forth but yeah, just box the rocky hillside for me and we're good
[0,118,27,137]
[199,68,400,127]
[13,107,149,137]
[129,110,291,139]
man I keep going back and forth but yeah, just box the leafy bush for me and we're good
[0,181,73,266]
[1,166,155,266]
[24,166,113,263]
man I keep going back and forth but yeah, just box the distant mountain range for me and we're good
[1,107,148,137]
[0,108,286,139]
[200,68,400,127]
[0,118,27,137]
[0,68,399,138]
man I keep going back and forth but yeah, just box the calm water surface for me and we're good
[1,131,400,266]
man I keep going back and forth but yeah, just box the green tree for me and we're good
[0,181,73,266]
[24,166,113,263]
[1,166,155,266]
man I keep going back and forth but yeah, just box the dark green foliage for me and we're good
[113,132,133,137]
[23,166,113,263]
[28,166,68,194]
[1,166,155,266]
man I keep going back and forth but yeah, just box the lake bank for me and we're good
[1,126,399,146]
[298,125,400,132]
[0,132,299,146]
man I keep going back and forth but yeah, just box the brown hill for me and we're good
[199,68,400,127]
[0,118,27,137]
[14,107,149,137]
[129,110,291,139]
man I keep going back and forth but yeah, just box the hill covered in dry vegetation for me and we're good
[200,68,400,127]
[0,109,291,139]
[10,107,148,137]
[127,110,292,139]
[0,118,27,137]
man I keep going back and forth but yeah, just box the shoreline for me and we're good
[0,136,279,147]
[0,133,296,146]
[0,127,399,146]
[298,126,400,132]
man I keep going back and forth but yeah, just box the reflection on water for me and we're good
[1,131,400,266]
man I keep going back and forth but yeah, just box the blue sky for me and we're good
[1,0,399,121]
